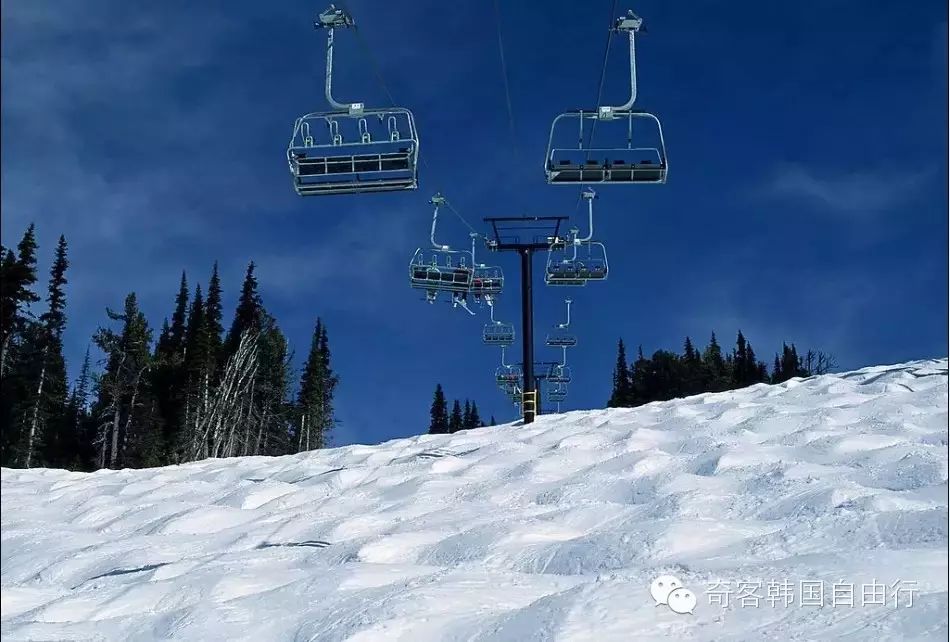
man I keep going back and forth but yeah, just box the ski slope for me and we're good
[2,359,948,641]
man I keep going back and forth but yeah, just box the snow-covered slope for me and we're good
[2,360,948,641]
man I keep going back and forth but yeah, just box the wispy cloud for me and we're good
[762,163,933,216]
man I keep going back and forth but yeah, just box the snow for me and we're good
[2,359,948,641]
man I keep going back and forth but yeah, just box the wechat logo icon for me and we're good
[650,575,697,615]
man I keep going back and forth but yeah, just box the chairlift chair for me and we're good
[288,5,420,196]
[545,299,578,347]
[409,194,476,297]
[545,241,608,286]
[483,299,515,346]
[547,364,572,385]
[495,365,522,387]
[547,386,568,403]
[409,249,474,293]
[544,11,667,186]
[471,265,504,297]
[484,323,515,345]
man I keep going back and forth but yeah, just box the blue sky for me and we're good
[2,1,947,446]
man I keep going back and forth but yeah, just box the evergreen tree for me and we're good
[184,284,205,368]
[702,332,729,391]
[744,341,767,385]
[0,227,43,465]
[489,415,496,426]
[66,345,94,469]
[35,236,70,467]
[92,293,156,469]
[225,262,261,356]
[629,345,651,405]
[608,338,632,407]
[296,318,335,451]
[682,336,703,396]
[0,225,40,376]
[469,401,482,429]
[168,271,189,358]
[428,384,448,434]
[317,321,337,444]
[204,262,224,362]
[254,313,291,456]
[732,330,749,387]
[462,400,472,430]
[449,399,463,433]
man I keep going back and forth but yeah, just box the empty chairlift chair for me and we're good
[545,299,578,347]
[547,364,572,385]
[547,385,568,404]
[544,11,667,186]
[545,240,608,286]
[287,6,420,196]
[544,191,609,286]
[484,322,515,345]
[483,301,515,346]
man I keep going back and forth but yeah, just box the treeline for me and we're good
[0,224,337,471]
[609,331,836,407]
[427,384,495,434]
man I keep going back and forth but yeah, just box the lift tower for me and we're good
[483,216,569,423]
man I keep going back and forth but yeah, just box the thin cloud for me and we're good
[763,164,933,215]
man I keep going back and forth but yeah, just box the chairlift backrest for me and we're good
[544,10,667,186]
[288,6,420,196]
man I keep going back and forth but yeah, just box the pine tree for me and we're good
[317,321,337,445]
[254,313,291,456]
[489,415,496,426]
[745,341,766,384]
[629,345,650,405]
[702,332,728,391]
[428,384,448,434]
[66,345,94,469]
[732,330,748,387]
[682,336,703,395]
[204,262,224,362]
[0,225,40,377]
[225,262,261,356]
[1,228,44,466]
[297,318,334,451]
[184,284,205,367]
[34,236,70,467]
[608,338,632,407]
[92,293,155,469]
[469,401,482,429]
[168,272,189,358]
[449,399,463,433]
[462,400,472,430]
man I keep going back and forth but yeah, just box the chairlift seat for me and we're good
[409,249,473,293]
[545,334,577,348]
[471,266,504,296]
[288,108,419,196]
[547,365,572,384]
[483,323,515,346]
[545,263,586,287]
[544,111,667,185]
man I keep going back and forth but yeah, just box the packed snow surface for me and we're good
[2,359,948,641]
